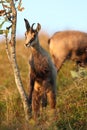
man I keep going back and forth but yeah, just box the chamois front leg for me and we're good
[47,89,56,120]
[28,70,35,113]
[28,78,34,105]
[28,62,35,105]
[28,76,35,116]
[47,90,56,109]
[32,90,41,120]
[41,93,47,108]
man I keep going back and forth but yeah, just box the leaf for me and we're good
[0,30,4,34]
[0,20,5,29]
[0,29,9,35]
[2,4,10,9]
[78,67,87,77]
[71,67,87,79]
[5,0,10,2]
[17,4,24,11]
[17,0,24,12]
[18,7,24,11]
[0,10,5,16]
[0,1,6,3]
[70,70,80,79]
[3,29,9,35]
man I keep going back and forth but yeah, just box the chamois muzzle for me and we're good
[25,34,37,48]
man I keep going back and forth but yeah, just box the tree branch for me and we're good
[0,0,30,121]
[9,0,30,120]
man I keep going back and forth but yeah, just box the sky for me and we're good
[1,0,87,39]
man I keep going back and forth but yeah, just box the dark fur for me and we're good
[24,19,57,119]
[28,47,57,119]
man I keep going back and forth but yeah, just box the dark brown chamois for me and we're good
[24,19,57,119]
[48,30,87,71]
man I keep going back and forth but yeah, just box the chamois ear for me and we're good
[36,23,41,32]
[24,18,30,31]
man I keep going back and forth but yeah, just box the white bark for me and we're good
[9,0,30,120]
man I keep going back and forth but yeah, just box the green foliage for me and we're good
[0,30,4,34]
[71,67,87,79]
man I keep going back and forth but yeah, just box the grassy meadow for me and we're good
[0,33,87,130]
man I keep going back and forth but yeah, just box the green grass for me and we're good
[0,38,87,130]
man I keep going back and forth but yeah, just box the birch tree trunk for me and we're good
[9,0,30,120]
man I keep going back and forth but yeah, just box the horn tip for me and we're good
[24,18,27,21]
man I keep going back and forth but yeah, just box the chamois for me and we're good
[24,19,57,119]
[48,30,87,71]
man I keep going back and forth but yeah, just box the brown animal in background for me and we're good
[24,18,57,119]
[48,31,87,71]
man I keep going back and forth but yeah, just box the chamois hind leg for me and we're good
[52,54,66,71]
[47,90,56,109]
[47,89,56,118]
[32,90,41,120]
[47,90,56,118]
[41,93,47,108]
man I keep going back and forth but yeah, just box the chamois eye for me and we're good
[25,33,27,39]
[34,34,36,37]
[34,32,37,38]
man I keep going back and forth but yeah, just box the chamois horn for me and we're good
[31,23,35,31]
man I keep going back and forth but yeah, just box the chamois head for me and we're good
[24,18,41,47]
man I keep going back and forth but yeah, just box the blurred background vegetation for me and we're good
[0,33,87,130]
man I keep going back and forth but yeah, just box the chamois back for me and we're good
[48,30,87,71]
